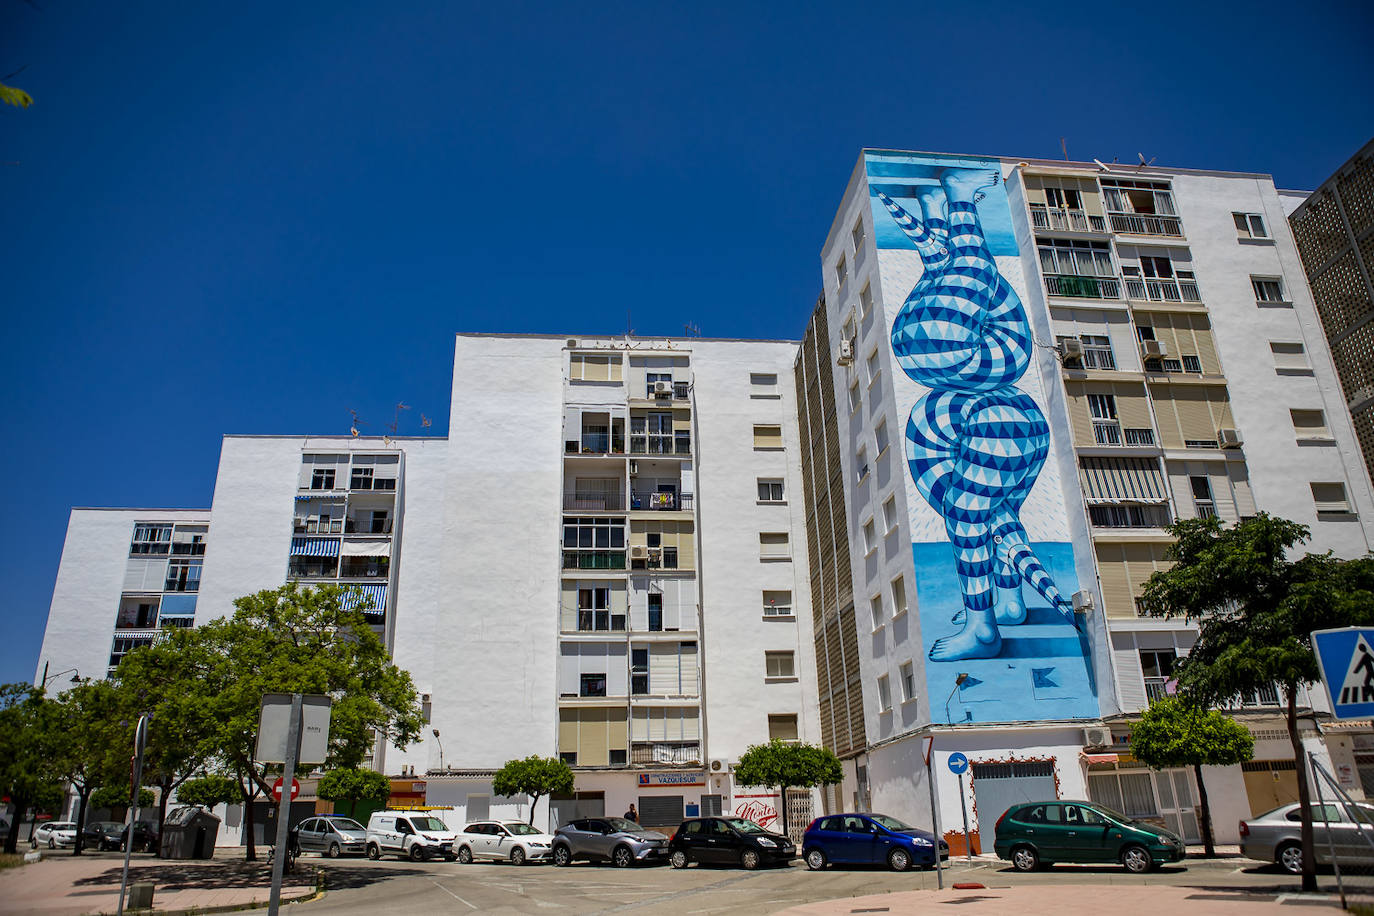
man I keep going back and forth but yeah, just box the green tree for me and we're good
[196,583,425,859]
[175,774,243,810]
[45,681,126,855]
[0,82,31,108]
[90,786,155,812]
[0,684,62,854]
[1129,697,1253,857]
[317,768,391,820]
[491,756,574,825]
[732,740,842,836]
[1140,513,1374,891]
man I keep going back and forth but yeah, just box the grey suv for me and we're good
[552,817,668,867]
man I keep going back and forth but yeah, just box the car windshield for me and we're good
[504,823,544,836]
[604,817,639,832]
[410,817,448,831]
[326,818,365,831]
[722,818,768,835]
[1085,805,1129,824]
[870,815,917,832]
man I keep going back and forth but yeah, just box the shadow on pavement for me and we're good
[72,861,332,891]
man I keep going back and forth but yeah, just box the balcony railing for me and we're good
[295,520,344,535]
[171,542,207,556]
[631,491,692,511]
[629,438,692,456]
[630,742,701,766]
[345,519,393,534]
[1108,212,1184,238]
[1125,277,1202,302]
[569,434,625,455]
[1123,428,1156,446]
[562,550,626,570]
[159,616,195,629]
[1144,677,1173,702]
[1029,204,1106,233]
[563,491,625,511]
[1093,421,1122,445]
[1045,274,1121,299]
[1088,503,1172,528]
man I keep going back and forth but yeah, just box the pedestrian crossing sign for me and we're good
[1312,628,1374,719]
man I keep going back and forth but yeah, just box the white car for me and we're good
[33,821,78,849]
[455,820,555,865]
[365,811,459,861]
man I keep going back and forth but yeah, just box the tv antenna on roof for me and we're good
[390,402,410,437]
[684,322,702,337]
[1137,152,1157,170]
[348,409,367,438]
[1060,137,1068,161]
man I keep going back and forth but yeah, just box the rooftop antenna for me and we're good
[348,409,367,438]
[1060,137,1068,161]
[1136,152,1157,170]
[684,322,702,337]
[390,402,410,437]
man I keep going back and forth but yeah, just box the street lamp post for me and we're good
[944,672,969,725]
[39,663,82,690]
[432,728,444,772]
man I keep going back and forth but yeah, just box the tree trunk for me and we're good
[243,780,258,862]
[155,778,173,858]
[779,786,790,840]
[529,793,541,826]
[1193,762,1215,857]
[2,797,27,854]
[1287,686,1317,892]
[72,786,91,856]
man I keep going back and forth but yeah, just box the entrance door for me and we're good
[1242,760,1300,815]
[971,761,1058,841]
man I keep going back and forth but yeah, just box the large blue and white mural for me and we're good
[868,151,1098,723]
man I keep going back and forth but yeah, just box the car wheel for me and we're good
[1277,841,1304,875]
[511,846,526,866]
[804,848,827,871]
[740,849,761,870]
[1120,844,1152,874]
[888,847,911,872]
[366,843,381,860]
[327,842,341,859]
[552,845,572,867]
[409,844,429,862]
[670,849,689,869]
[1010,844,1039,872]
[457,845,473,864]
[612,845,633,868]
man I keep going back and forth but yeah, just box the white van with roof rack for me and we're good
[365,810,458,861]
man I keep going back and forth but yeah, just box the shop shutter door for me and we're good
[637,795,684,829]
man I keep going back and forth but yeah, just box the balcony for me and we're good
[563,490,625,512]
[630,742,701,766]
[159,616,194,629]
[1029,204,1106,233]
[628,437,691,457]
[345,518,393,535]
[1045,275,1121,299]
[1093,421,1122,445]
[339,558,390,579]
[1088,503,1172,528]
[295,519,343,535]
[1144,677,1173,702]
[1108,212,1184,238]
[567,434,625,456]
[1125,277,1201,303]
[562,549,626,571]
[171,541,206,556]
[631,491,692,511]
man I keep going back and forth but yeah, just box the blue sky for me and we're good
[3,0,1371,684]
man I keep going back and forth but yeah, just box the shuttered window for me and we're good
[570,354,622,382]
[753,425,784,449]
[558,708,628,768]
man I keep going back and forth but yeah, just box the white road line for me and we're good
[428,878,478,909]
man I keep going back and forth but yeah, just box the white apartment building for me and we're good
[810,149,1374,851]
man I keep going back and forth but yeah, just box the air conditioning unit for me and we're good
[421,693,431,704]
[628,460,639,476]
[1217,428,1243,449]
[1071,590,1094,613]
[709,758,730,773]
[836,339,854,365]
[1140,339,1167,360]
[630,545,649,560]
[566,338,579,348]
[654,380,673,397]
[1082,726,1113,749]
[1059,338,1085,364]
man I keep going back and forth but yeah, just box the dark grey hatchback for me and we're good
[668,817,795,870]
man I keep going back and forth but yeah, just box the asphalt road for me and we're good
[255,853,1374,915]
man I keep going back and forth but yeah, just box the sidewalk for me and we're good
[0,848,317,916]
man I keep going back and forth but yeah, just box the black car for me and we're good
[668,817,795,870]
[80,820,158,852]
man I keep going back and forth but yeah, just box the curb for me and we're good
[98,868,325,916]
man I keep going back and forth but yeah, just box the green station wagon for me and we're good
[993,800,1185,873]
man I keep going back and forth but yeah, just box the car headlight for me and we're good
[756,838,777,847]
[911,837,933,847]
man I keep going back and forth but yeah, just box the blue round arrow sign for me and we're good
[947,752,969,775]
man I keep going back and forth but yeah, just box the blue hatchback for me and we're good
[802,813,949,871]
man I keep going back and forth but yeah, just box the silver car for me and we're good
[552,816,668,867]
[32,821,78,849]
[293,815,368,857]
[1240,802,1374,874]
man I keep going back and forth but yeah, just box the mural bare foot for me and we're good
[929,607,1001,660]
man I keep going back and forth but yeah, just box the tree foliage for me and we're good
[176,775,242,810]
[317,768,390,819]
[45,681,128,855]
[733,740,842,835]
[491,756,574,824]
[0,83,32,109]
[1139,513,1374,885]
[91,786,155,811]
[0,684,62,854]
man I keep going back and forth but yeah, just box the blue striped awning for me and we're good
[1079,457,1168,503]
[339,583,387,611]
[295,493,344,500]
[291,537,340,557]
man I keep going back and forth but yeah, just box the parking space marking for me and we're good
[427,878,478,909]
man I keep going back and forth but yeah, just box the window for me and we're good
[866,348,881,386]
[750,372,779,398]
[645,372,672,398]
[891,575,908,616]
[899,661,916,702]
[1088,504,1171,527]
[130,524,172,555]
[562,517,626,569]
[870,593,885,628]
[1045,186,1084,210]
[759,532,790,560]
[579,673,608,697]
[1140,256,1174,279]
[852,218,866,253]
[559,752,578,765]
[859,281,873,316]
[835,255,847,288]
[1312,482,1352,514]
[765,651,796,679]
[631,648,649,695]
[757,478,785,502]
[1140,649,1176,701]
[1233,212,1269,239]
[752,424,783,450]
[1088,393,1117,419]
[875,419,890,455]
[1190,475,1217,519]
[570,353,623,382]
[856,445,869,482]
[862,518,877,554]
[165,560,202,593]
[577,587,624,632]
[763,590,793,618]
[1291,409,1330,439]
[1088,393,1121,445]
[876,675,892,711]
[1181,355,1202,373]
[350,466,374,490]
[847,380,861,413]
[882,496,898,533]
[1270,341,1311,373]
[310,467,336,490]
[1080,334,1115,369]
[1101,178,1180,235]
[768,713,799,742]
[1252,276,1288,305]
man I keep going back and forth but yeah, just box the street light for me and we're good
[944,672,969,725]
[432,728,445,772]
[39,663,81,690]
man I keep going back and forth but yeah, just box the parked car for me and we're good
[293,815,369,858]
[455,820,555,865]
[802,813,949,871]
[365,811,458,861]
[32,821,78,849]
[81,821,127,851]
[667,817,795,870]
[1240,802,1374,874]
[552,816,668,867]
[124,821,160,853]
[993,801,1185,873]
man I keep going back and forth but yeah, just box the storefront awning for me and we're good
[340,538,392,557]
[1079,457,1168,503]
[291,537,340,557]
[339,583,387,611]
[1081,752,1120,765]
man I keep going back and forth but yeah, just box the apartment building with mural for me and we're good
[808,148,1374,851]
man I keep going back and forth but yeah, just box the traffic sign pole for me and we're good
[925,740,943,890]
[957,772,971,859]
[268,693,303,916]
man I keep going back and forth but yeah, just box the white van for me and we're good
[365,810,458,861]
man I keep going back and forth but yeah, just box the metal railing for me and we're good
[1123,428,1156,446]
[1144,677,1172,702]
[630,742,701,765]
[631,491,692,511]
[295,520,343,534]
[1045,274,1121,299]
[1108,212,1184,237]
[1125,277,1202,302]
[628,438,691,456]
[1093,421,1122,445]
[1029,204,1107,233]
[570,434,625,455]
[171,542,206,556]
[345,519,393,534]
[563,491,625,511]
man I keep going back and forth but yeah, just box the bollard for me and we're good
[127,883,154,910]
